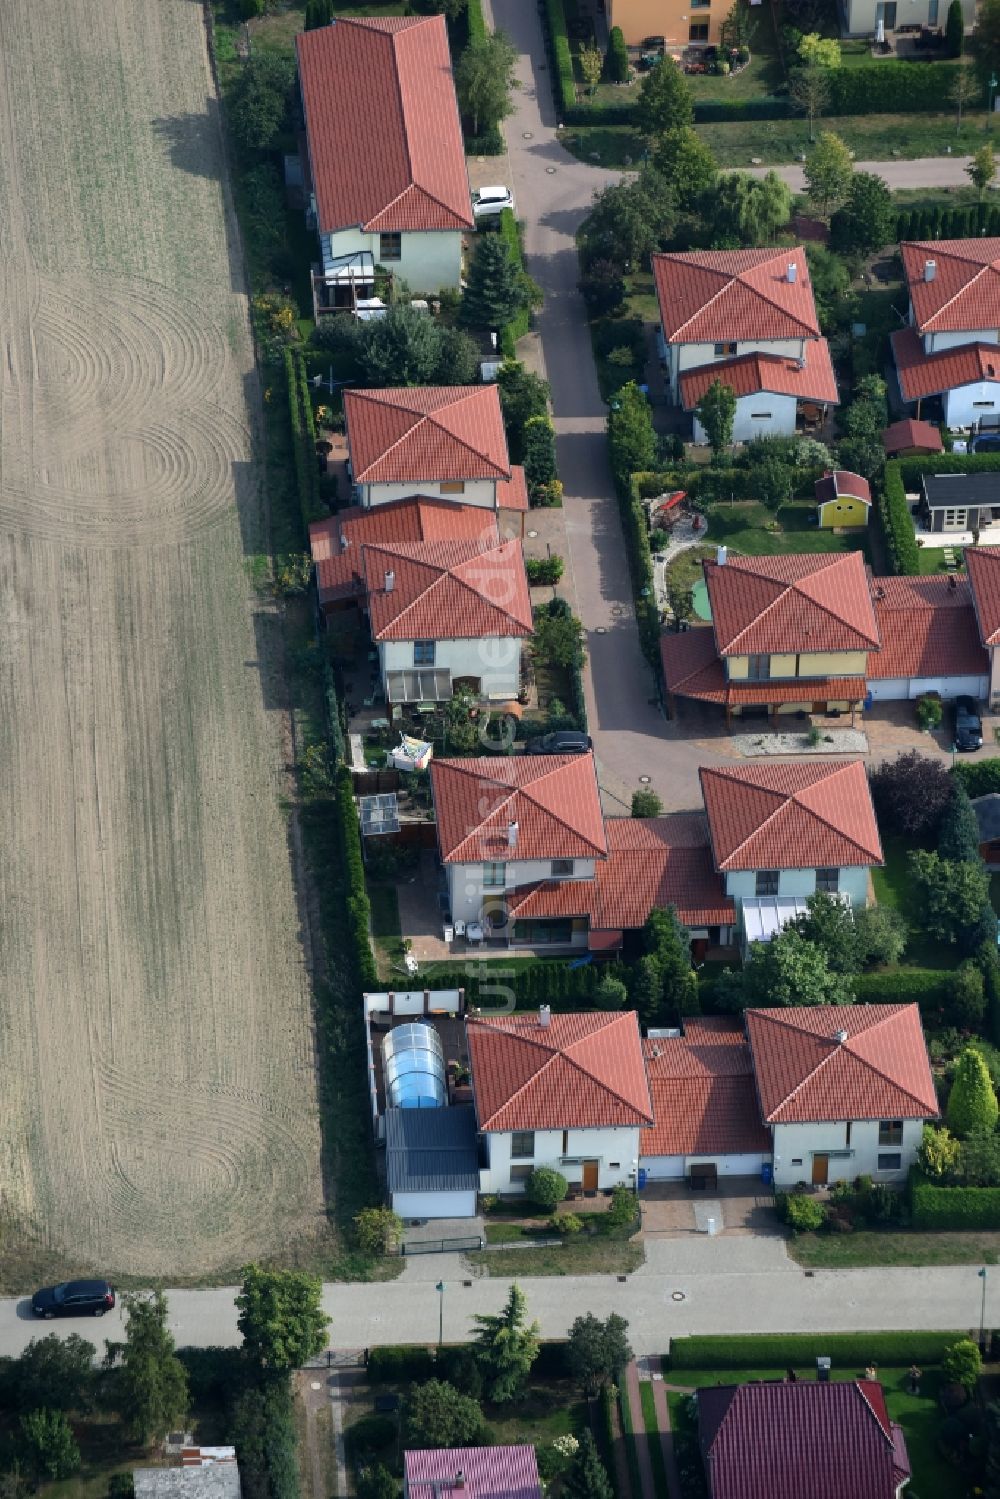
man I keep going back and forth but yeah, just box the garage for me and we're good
[867,673,988,703]
[385,1105,480,1220]
[641,1152,768,1181]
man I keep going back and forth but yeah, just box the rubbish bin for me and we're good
[816,1357,831,1383]
[637,1168,648,1192]
[761,1162,773,1186]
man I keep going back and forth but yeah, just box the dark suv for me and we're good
[524,731,593,755]
[32,1280,116,1319]
[954,696,984,752]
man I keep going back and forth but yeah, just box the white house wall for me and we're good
[843,0,976,33]
[380,637,522,700]
[724,867,870,906]
[943,382,1000,428]
[361,479,499,509]
[446,858,598,927]
[481,1126,642,1194]
[666,337,806,401]
[323,226,463,294]
[924,328,1000,354]
[771,1118,924,1188]
[693,392,798,445]
[640,1151,768,1180]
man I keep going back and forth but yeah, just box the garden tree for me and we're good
[580,169,677,271]
[943,1338,983,1393]
[579,45,604,98]
[496,362,550,461]
[228,53,297,151]
[947,0,966,56]
[304,0,332,28]
[852,904,908,968]
[805,244,854,334]
[562,1431,614,1499]
[834,434,884,482]
[788,66,831,143]
[606,26,630,84]
[985,1402,1000,1499]
[652,127,717,212]
[566,1313,633,1397]
[359,304,444,386]
[460,233,532,334]
[804,132,854,216]
[908,849,992,947]
[869,750,952,838]
[719,0,757,51]
[636,57,694,138]
[108,1479,135,1499]
[957,1127,1000,1185]
[454,31,518,137]
[716,929,854,1012]
[354,1207,403,1255]
[642,908,699,1018]
[940,781,983,862]
[631,788,663,817]
[0,1473,29,1499]
[428,0,471,18]
[798,33,841,67]
[970,143,998,202]
[472,1283,540,1403]
[748,452,793,511]
[917,1123,962,1179]
[631,953,665,1027]
[10,1334,96,1414]
[113,1292,189,1446]
[703,171,792,248]
[405,1381,486,1448]
[977,0,1000,85]
[523,416,558,497]
[236,1265,329,1372]
[594,973,629,1009]
[356,1466,397,1499]
[695,379,737,459]
[434,325,481,386]
[527,1166,569,1210]
[579,258,627,317]
[843,373,889,438]
[533,604,585,669]
[793,891,861,975]
[954,65,978,131]
[18,1410,80,1484]
[607,382,657,488]
[949,1048,1000,1136]
[953,961,988,1028]
[830,172,895,258]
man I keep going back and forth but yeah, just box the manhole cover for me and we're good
[523,131,533,139]
[545,166,556,174]
[310,1381,322,1390]
[527,529,538,538]
[611,605,624,616]
[671,1291,686,1302]
[596,626,607,634]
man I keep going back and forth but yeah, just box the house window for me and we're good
[928,0,939,20]
[879,1120,904,1146]
[878,1153,902,1171]
[691,0,710,7]
[562,1130,569,1154]
[750,412,772,420]
[755,870,779,897]
[714,341,737,357]
[689,22,710,41]
[551,859,574,878]
[746,654,770,681]
[845,1121,852,1148]
[816,868,840,894]
[974,400,996,408]
[483,862,506,889]
[943,509,967,529]
[510,1164,533,1182]
[379,232,402,262]
[791,1158,803,1166]
[413,640,435,666]
[440,480,466,495]
[511,1131,535,1159]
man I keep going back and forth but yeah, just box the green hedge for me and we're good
[623,474,662,672]
[500,209,531,356]
[693,95,793,122]
[878,462,920,576]
[465,128,504,155]
[367,1345,437,1382]
[541,0,576,120]
[954,760,1000,798]
[422,959,616,1008]
[336,766,377,991]
[467,0,486,43]
[667,1331,960,1370]
[284,347,324,535]
[911,1169,1000,1230]
[826,59,966,115]
[853,968,953,1009]
[898,452,1000,488]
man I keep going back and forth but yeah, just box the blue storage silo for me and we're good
[383,1023,447,1109]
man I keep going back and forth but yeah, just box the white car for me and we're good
[473,184,515,222]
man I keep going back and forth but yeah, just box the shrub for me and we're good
[667,1331,959,1370]
[782,1194,826,1233]
[528,1167,569,1210]
[878,462,920,576]
[631,789,663,818]
[540,0,575,117]
[917,1124,962,1180]
[345,1415,397,1459]
[951,962,987,1030]
[911,1170,1000,1229]
[367,1346,437,1382]
[948,1047,1000,1136]
[954,759,1000,799]
[606,1184,637,1226]
[915,693,943,730]
[606,26,629,83]
[354,1208,403,1255]
[869,750,952,839]
[405,1381,486,1449]
[523,416,559,500]
[943,1338,982,1392]
[525,556,565,585]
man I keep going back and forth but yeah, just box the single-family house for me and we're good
[467,1009,653,1196]
[134,1453,241,1499]
[866,573,989,702]
[841,0,974,36]
[385,1105,480,1219]
[699,759,883,941]
[652,247,838,441]
[881,417,944,459]
[343,386,528,516]
[606,0,723,48]
[640,1018,772,1183]
[296,16,473,309]
[696,1379,911,1499]
[404,1447,542,1499]
[920,472,1000,535]
[745,1004,938,1188]
[660,551,879,722]
[815,469,871,529]
[892,239,1000,426]
[971,794,1000,869]
[966,544,1000,704]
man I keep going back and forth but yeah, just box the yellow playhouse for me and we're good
[815,469,871,529]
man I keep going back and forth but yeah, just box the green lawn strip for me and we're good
[485,1381,587,1447]
[871,837,956,967]
[484,1222,559,1243]
[616,1371,644,1499]
[638,1382,669,1498]
[788,1229,1000,1268]
[704,501,867,558]
[466,1240,644,1277]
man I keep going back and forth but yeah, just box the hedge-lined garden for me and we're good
[911,1170,1000,1231]
[667,1331,961,1370]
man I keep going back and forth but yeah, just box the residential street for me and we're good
[0,1236,992,1357]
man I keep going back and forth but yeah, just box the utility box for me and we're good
[816,1357,831,1383]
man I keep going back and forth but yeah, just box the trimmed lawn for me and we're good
[369,884,406,977]
[485,1380,587,1448]
[872,837,956,968]
[639,1381,669,1497]
[466,1238,644,1276]
[789,1229,1000,1268]
[705,501,869,558]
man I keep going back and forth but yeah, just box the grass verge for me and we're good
[467,1239,644,1277]
[616,1374,643,1499]
[638,1381,669,1498]
[788,1229,1000,1268]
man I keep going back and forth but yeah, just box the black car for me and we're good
[32,1280,116,1319]
[972,434,1000,453]
[954,695,984,752]
[524,730,593,755]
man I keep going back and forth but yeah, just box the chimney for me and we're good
[949,574,958,590]
[834,1029,848,1044]
[716,545,728,566]
[539,1004,551,1029]
[454,1474,466,1492]
[507,819,519,848]
[924,259,937,282]
[787,262,797,283]
[384,569,395,593]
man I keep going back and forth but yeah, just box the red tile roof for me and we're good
[505,814,734,933]
[881,417,944,456]
[869,574,988,681]
[697,1380,909,1499]
[902,238,1000,333]
[700,760,883,873]
[497,465,529,512]
[404,1447,542,1499]
[362,537,532,640]
[344,386,511,486]
[704,553,880,656]
[652,247,821,344]
[965,545,1000,644]
[744,1004,938,1124]
[467,1011,653,1131]
[431,754,608,863]
[814,470,871,508]
[309,498,497,606]
[296,17,473,236]
[679,340,838,409]
[892,325,1000,402]
[660,630,865,707]
[641,1019,771,1158]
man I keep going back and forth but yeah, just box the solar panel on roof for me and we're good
[359,792,400,836]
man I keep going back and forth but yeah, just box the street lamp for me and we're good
[990,74,998,128]
[436,1280,445,1348]
[980,1267,989,1352]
